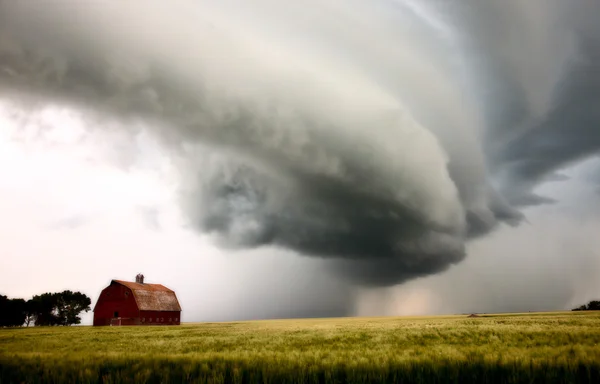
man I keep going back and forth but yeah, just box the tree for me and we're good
[54,290,91,326]
[572,300,600,311]
[28,293,60,326]
[0,295,27,327]
[0,295,9,326]
[24,300,35,327]
[2,291,91,326]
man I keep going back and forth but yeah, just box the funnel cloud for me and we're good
[0,0,599,288]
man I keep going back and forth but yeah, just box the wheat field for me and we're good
[1,311,600,383]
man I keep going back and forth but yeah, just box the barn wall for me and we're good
[93,283,140,326]
[139,311,181,325]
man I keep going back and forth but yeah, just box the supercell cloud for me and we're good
[0,0,599,286]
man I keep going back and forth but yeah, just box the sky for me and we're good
[0,0,599,324]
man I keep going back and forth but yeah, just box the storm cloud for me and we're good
[0,0,599,288]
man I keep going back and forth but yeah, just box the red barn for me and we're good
[93,275,182,326]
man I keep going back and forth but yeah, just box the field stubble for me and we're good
[1,312,599,383]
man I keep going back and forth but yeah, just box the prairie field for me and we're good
[1,311,600,383]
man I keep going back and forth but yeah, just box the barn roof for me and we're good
[112,280,182,312]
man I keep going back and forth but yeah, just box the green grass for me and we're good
[1,311,600,383]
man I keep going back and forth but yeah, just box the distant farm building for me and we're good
[93,275,182,326]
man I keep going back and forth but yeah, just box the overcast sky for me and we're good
[1,0,599,324]
[2,104,599,324]
[0,107,359,323]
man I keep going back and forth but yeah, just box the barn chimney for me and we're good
[139,274,144,284]
[135,273,145,284]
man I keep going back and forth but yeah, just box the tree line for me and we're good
[0,291,91,327]
[572,300,600,311]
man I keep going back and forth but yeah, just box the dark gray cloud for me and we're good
[434,0,600,206]
[493,37,600,205]
[0,0,599,290]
